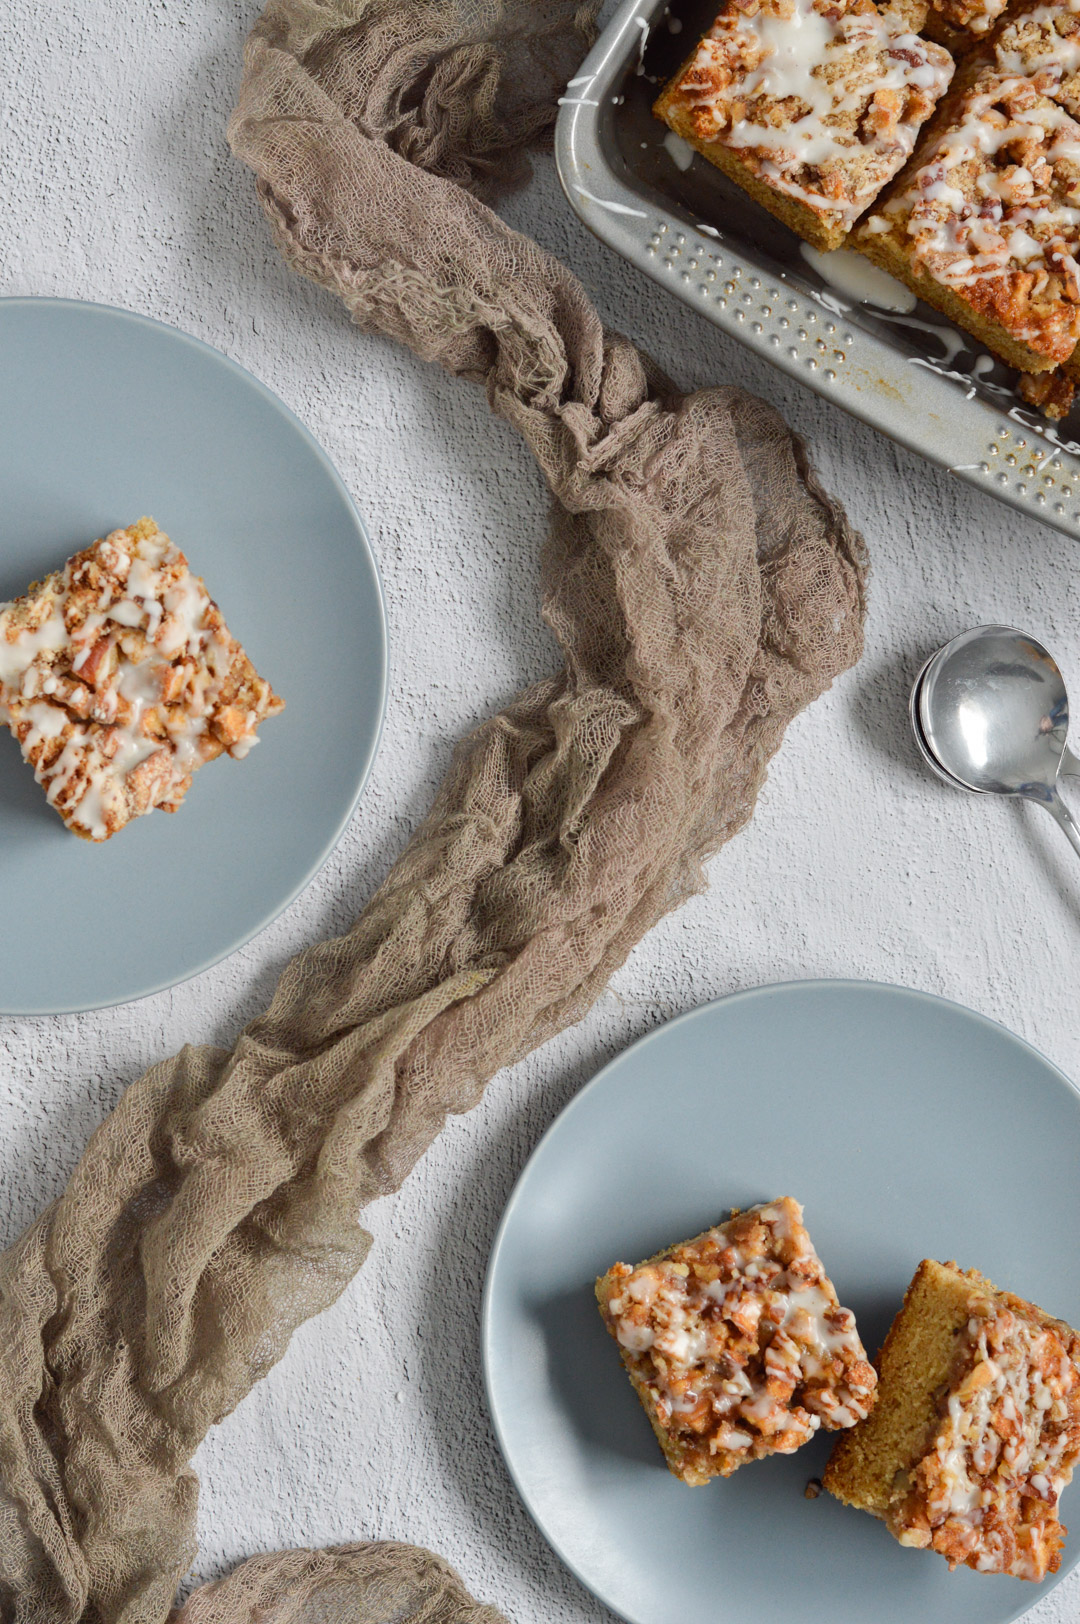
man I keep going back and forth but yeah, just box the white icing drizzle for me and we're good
[633,13,650,75]
[994,0,1080,81]
[880,308,970,360]
[574,186,648,217]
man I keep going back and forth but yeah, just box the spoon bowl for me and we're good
[918,625,1068,799]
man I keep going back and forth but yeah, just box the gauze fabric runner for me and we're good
[0,1,868,1619]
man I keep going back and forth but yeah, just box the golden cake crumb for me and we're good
[596,1198,877,1484]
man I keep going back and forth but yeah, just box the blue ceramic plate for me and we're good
[483,981,1080,1624]
[0,299,386,1014]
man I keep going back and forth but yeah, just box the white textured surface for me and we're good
[3,4,1080,1620]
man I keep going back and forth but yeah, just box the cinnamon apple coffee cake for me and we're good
[653,0,954,252]
[824,1258,1080,1581]
[0,517,284,841]
[596,1198,877,1483]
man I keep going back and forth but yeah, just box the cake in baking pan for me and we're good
[596,1197,877,1483]
[651,0,1080,414]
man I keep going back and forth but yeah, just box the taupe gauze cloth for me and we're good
[0,1,868,1620]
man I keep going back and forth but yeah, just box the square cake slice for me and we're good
[921,0,1012,54]
[0,518,284,841]
[595,1198,877,1484]
[824,1259,1080,1581]
[856,31,1080,371]
[652,0,953,251]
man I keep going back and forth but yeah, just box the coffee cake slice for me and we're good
[0,518,284,841]
[653,0,953,251]
[596,1198,877,1484]
[857,3,1080,370]
[825,1259,1080,1581]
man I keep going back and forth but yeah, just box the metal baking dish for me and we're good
[555,0,1080,539]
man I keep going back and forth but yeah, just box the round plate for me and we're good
[0,299,386,1014]
[483,981,1080,1624]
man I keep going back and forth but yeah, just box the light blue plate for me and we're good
[483,981,1080,1624]
[0,299,386,1014]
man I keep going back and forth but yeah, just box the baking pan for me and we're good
[555,0,1080,539]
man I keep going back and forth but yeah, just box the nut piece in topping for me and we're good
[652,0,953,252]
[595,1198,877,1484]
[0,518,284,841]
[824,1258,1080,1582]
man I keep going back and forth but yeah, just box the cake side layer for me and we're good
[857,216,1065,368]
[649,94,850,249]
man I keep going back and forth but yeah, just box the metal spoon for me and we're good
[911,625,1080,859]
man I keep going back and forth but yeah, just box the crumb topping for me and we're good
[0,519,283,841]
[599,1199,877,1479]
[888,1296,1080,1581]
[665,0,953,227]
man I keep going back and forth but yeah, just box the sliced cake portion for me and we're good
[824,1259,1080,1581]
[652,0,953,251]
[856,2,1080,371]
[0,518,284,841]
[595,1198,877,1484]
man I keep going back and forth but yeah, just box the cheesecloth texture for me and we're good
[0,1,868,1620]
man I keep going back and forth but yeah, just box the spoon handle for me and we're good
[1041,790,1080,862]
